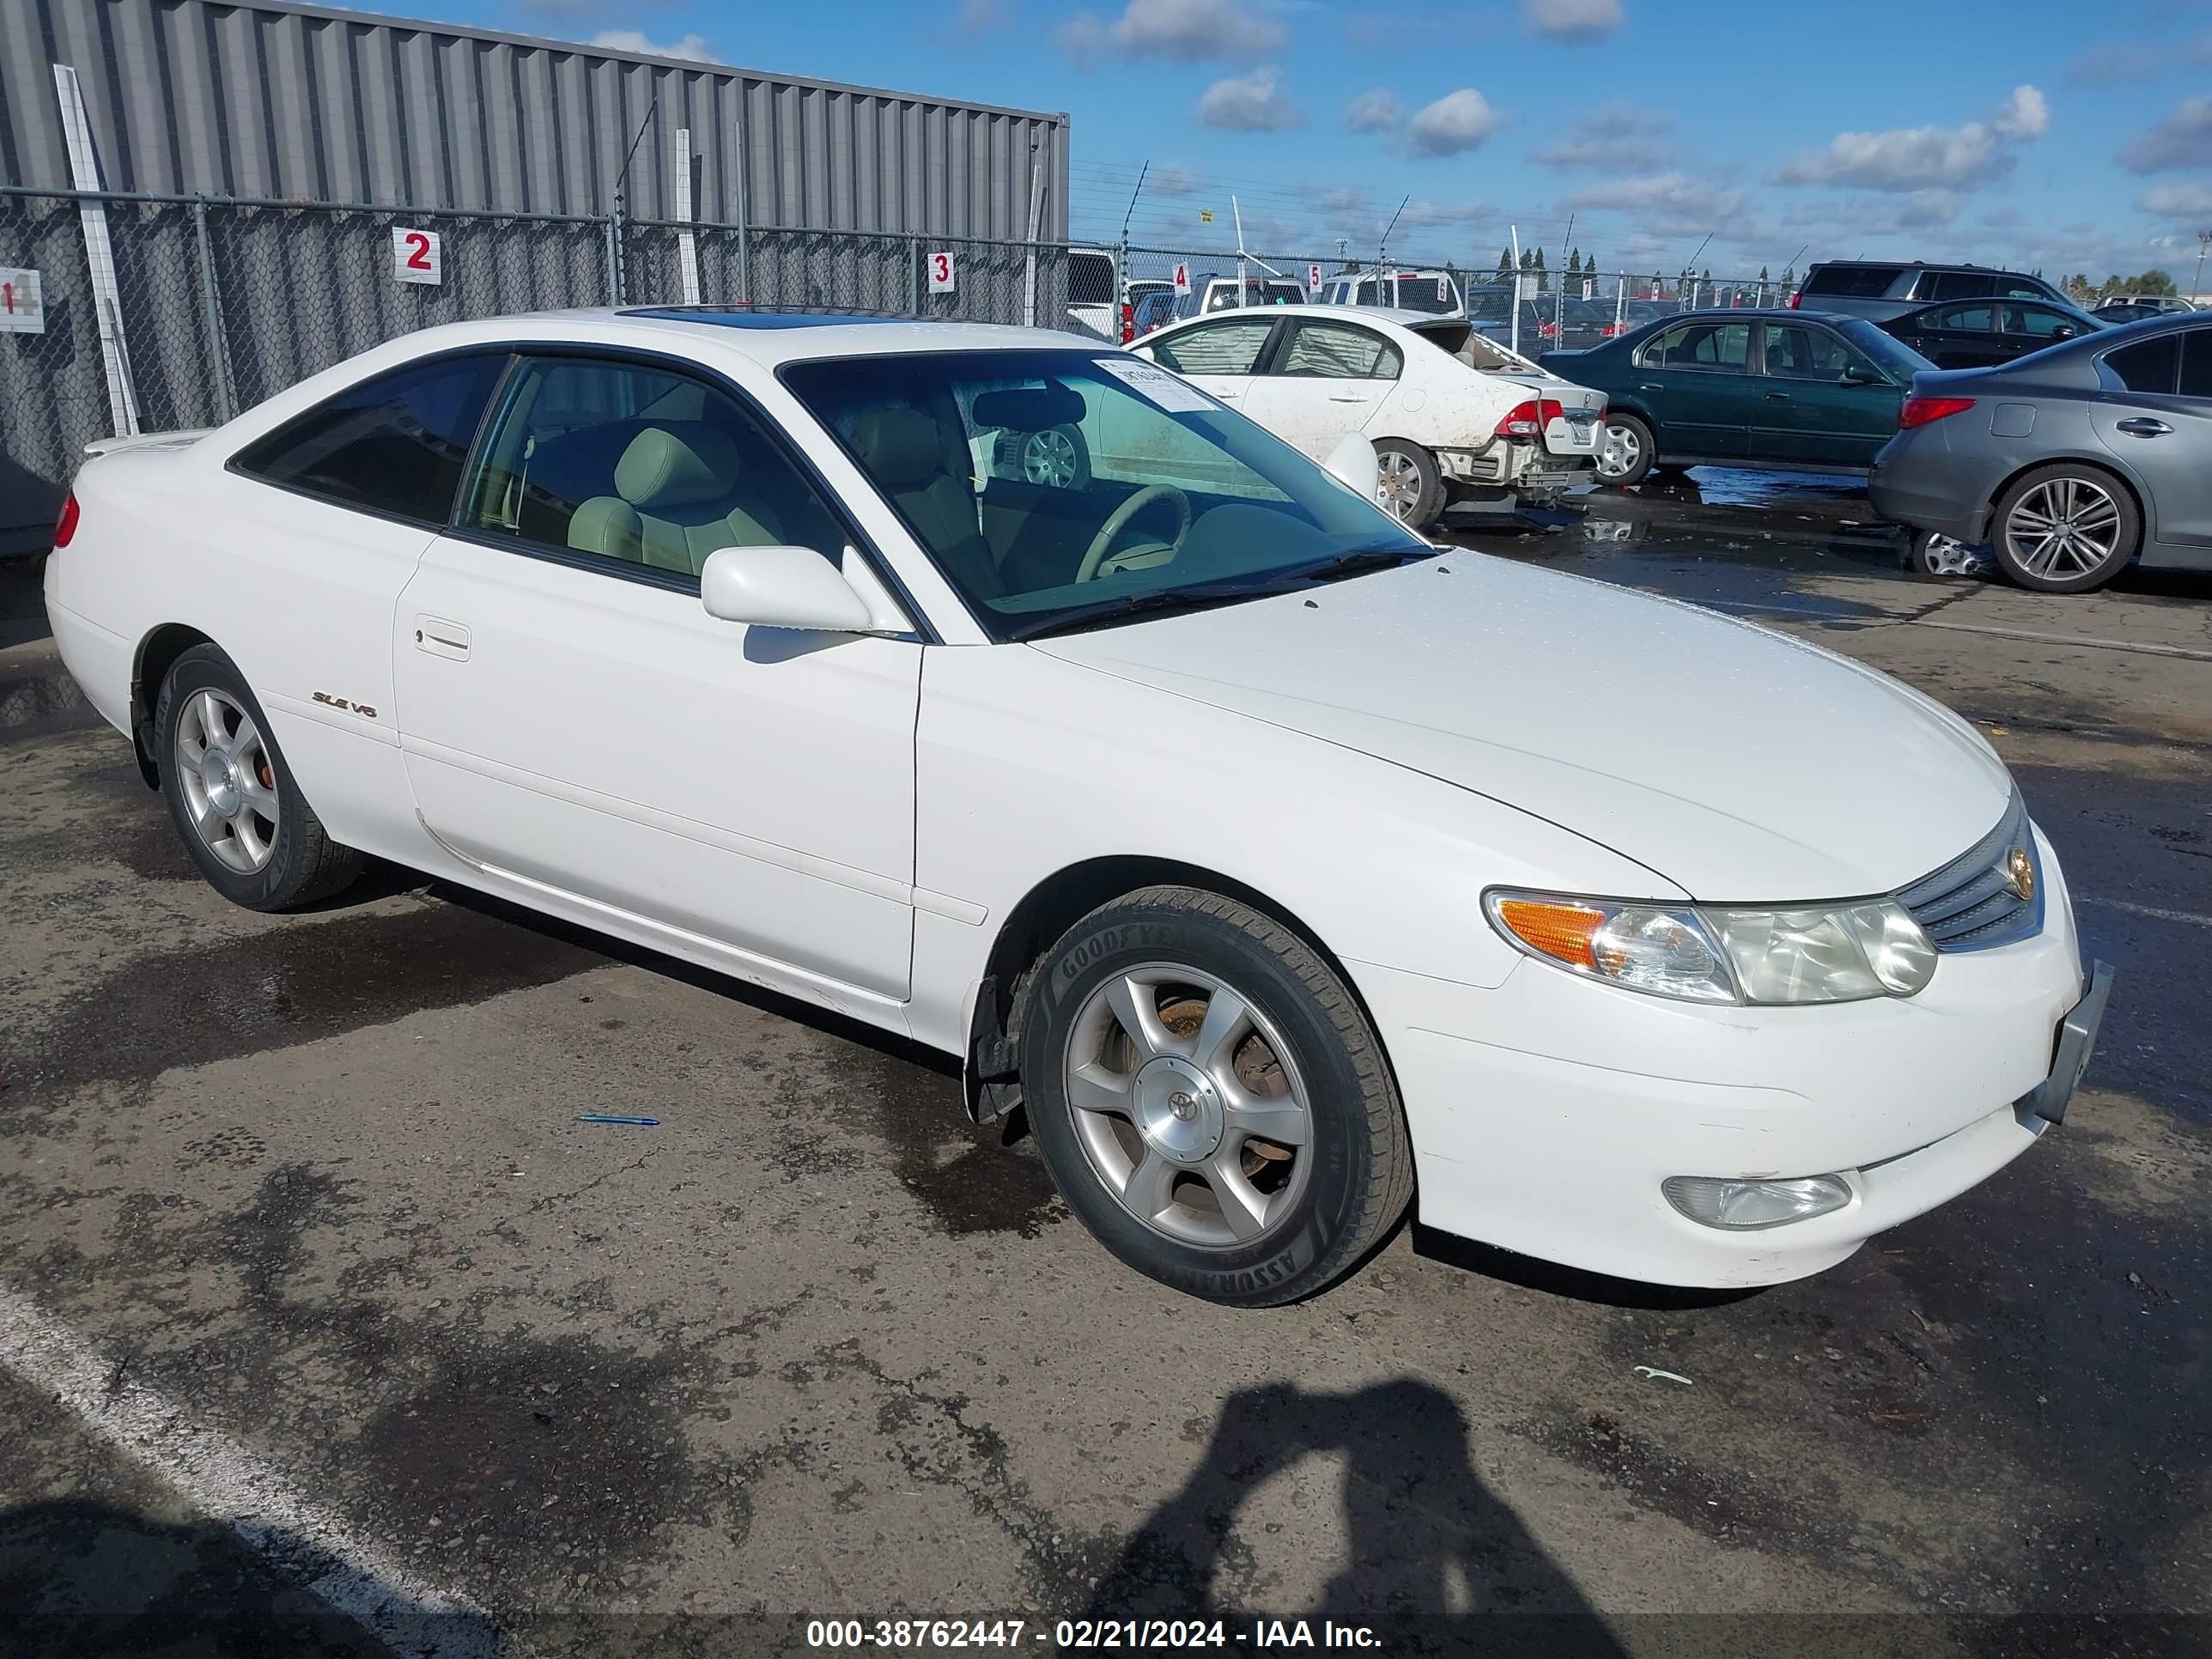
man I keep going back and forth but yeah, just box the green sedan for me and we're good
[1537,308,1936,486]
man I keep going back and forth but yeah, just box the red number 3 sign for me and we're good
[927,250,956,295]
[391,226,443,286]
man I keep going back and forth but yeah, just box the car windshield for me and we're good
[781,349,1427,641]
[1838,319,1934,378]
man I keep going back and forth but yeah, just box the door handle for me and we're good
[1328,394,1370,404]
[1637,383,1662,392]
[2114,417,2172,437]
[1214,388,1240,399]
[415,616,471,661]
[1765,391,1791,401]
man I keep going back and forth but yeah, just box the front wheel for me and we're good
[1595,413,1655,486]
[1018,887,1414,1306]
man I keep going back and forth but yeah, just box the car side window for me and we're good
[457,355,848,581]
[2000,281,2049,301]
[1275,322,1402,380]
[2180,329,2212,399]
[234,353,506,523]
[1759,324,1858,380]
[1152,319,1279,377]
[1645,321,1750,372]
[1935,306,1996,332]
[2004,305,2072,338]
[2106,336,2182,396]
[1929,271,1996,301]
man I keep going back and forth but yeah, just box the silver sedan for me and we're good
[1869,313,2211,592]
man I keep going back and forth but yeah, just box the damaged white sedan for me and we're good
[1133,306,1605,526]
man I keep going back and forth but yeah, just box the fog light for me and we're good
[1662,1174,1852,1231]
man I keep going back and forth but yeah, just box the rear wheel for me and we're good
[1018,887,1413,1306]
[1990,465,2139,593]
[1373,440,1445,528]
[1907,528,1990,579]
[1595,413,1655,486]
[155,645,364,911]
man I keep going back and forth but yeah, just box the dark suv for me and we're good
[1794,261,2068,324]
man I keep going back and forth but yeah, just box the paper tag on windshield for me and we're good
[1096,357,1216,415]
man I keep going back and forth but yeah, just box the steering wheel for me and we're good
[1074,484,1193,584]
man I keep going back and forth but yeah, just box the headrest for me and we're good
[848,406,953,489]
[615,423,739,510]
[969,384,1085,433]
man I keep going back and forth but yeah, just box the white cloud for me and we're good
[953,0,1008,32]
[1346,89,1402,132]
[1196,67,1306,131]
[1147,164,1206,197]
[1532,100,1671,169]
[1563,170,1754,235]
[2120,98,2212,174]
[2064,44,2155,86]
[589,29,714,61]
[1522,0,1624,43]
[2140,180,2212,221]
[1774,86,2047,192]
[1299,181,1379,220]
[1404,88,1500,158]
[1062,0,1283,64]
[1398,199,1492,230]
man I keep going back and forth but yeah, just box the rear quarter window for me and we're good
[234,353,506,524]
[2107,335,2182,395]
[2181,329,2212,399]
[1802,264,1904,298]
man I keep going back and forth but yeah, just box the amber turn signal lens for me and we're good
[1493,899,1604,969]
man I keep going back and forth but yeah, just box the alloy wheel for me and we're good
[1376,452,1424,520]
[1917,532,1988,577]
[1060,963,1314,1249]
[173,688,280,873]
[2003,477,2123,580]
[1023,428,1079,489]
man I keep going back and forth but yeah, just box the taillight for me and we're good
[1899,396,1976,429]
[53,489,79,550]
[1601,323,1624,337]
[1120,302,1135,344]
[1496,398,1565,438]
[1789,291,1802,308]
[1540,321,1559,337]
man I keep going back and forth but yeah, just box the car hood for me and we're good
[1030,557,2012,901]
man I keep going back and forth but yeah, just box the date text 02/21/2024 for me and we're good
[805,1619,1382,1650]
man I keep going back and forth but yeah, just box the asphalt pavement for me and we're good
[3,475,2208,1656]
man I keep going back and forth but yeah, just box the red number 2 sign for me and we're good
[391,226,443,286]
[927,250,956,295]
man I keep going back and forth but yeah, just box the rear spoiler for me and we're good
[83,428,215,459]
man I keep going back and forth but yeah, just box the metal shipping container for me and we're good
[0,0,1070,235]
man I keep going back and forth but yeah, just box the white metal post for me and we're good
[1021,141,1045,327]
[673,126,701,306]
[52,64,138,437]
[1508,224,1522,357]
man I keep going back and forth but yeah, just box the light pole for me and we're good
[2196,230,2209,305]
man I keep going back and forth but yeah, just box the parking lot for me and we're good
[3,473,2209,1656]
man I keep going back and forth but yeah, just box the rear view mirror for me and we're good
[1842,362,1888,386]
[1324,433,1379,501]
[2052,325,2078,341]
[700,545,874,632]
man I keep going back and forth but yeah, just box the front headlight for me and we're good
[1485,890,1936,1006]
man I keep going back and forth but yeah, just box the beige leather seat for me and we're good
[568,423,786,576]
[847,404,1002,599]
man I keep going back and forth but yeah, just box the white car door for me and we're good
[1239,319,1407,460]
[1141,316,1284,410]
[392,351,922,1003]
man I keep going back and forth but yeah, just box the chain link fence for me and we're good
[1,187,1079,554]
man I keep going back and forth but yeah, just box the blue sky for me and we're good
[434,0,2209,285]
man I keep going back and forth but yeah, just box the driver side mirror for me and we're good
[2051,325,2078,341]
[700,545,875,632]
[1323,433,1379,501]
[1841,362,1889,386]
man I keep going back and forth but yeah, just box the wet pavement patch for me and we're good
[827,1047,1065,1239]
[4,902,606,1104]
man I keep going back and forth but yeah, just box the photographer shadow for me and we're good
[1083,1378,1627,1658]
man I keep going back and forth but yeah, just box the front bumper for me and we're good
[1352,828,2097,1287]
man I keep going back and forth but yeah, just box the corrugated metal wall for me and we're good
[0,0,1070,236]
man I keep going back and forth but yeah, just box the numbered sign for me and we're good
[1172,262,1192,296]
[0,267,43,334]
[1649,277,1663,300]
[1308,264,1322,291]
[927,250,956,294]
[1436,276,1449,303]
[392,227,442,286]
[1581,277,1595,301]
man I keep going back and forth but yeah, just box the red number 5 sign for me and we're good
[927,250,956,295]
[391,227,443,286]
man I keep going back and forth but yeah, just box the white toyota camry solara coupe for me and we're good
[44,307,2112,1305]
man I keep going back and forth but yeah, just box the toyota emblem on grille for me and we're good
[2003,845,2035,902]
